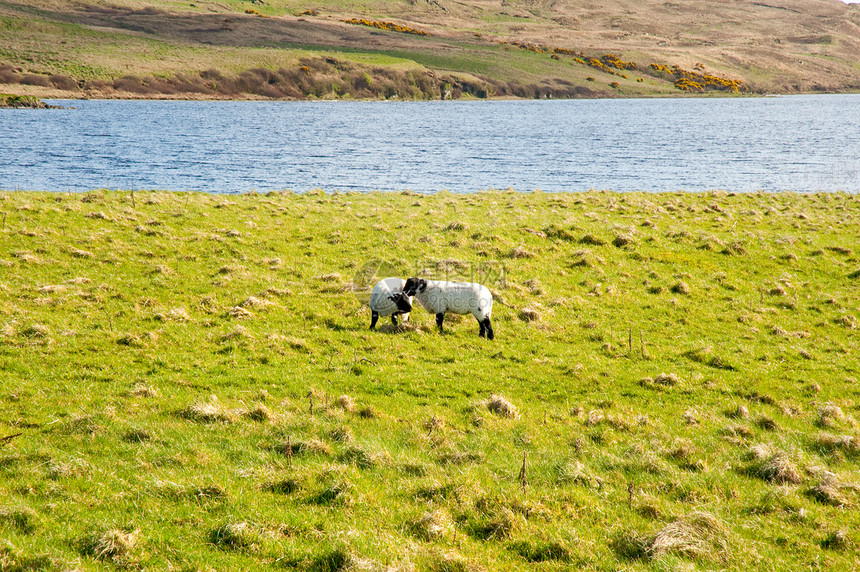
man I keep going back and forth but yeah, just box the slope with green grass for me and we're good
[1,0,858,100]
[1,190,859,570]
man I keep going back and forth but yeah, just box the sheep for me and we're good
[369,277,412,330]
[403,277,494,339]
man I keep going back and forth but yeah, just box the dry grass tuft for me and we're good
[68,247,94,259]
[0,505,38,534]
[670,281,690,295]
[746,446,802,484]
[281,439,332,457]
[519,307,541,322]
[579,234,607,246]
[821,530,852,550]
[613,234,635,247]
[817,404,845,428]
[189,484,228,502]
[523,278,544,295]
[726,404,750,419]
[756,414,779,432]
[424,415,445,433]
[19,324,50,339]
[334,395,356,412]
[806,472,857,507]
[179,399,236,423]
[239,295,270,309]
[815,432,859,457]
[244,403,272,422]
[646,511,730,561]
[317,272,342,282]
[227,305,253,319]
[510,245,536,259]
[167,307,191,322]
[263,478,302,495]
[79,528,139,565]
[330,426,353,443]
[486,394,519,419]
[654,372,681,386]
[585,410,605,426]
[220,326,253,342]
[408,509,455,541]
[358,405,378,419]
[208,522,256,550]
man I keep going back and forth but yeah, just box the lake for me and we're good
[2,95,858,194]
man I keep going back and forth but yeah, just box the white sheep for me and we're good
[403,277,494,339]
[369,277,412,330]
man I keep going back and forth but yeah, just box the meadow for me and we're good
[1,189,859,571]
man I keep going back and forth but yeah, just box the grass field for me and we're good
[1,189,859,570]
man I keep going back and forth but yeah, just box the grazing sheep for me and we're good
[369,277,412,330]
[403,277,494,339]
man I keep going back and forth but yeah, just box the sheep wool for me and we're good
[369,277,412,330]
[404,277,494,339]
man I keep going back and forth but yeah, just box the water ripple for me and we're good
[0,96,858,193]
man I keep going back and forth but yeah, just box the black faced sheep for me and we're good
[403,277,494,339]
[369,277,413,330]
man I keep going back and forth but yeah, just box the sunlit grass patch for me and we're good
[1,190,858,570]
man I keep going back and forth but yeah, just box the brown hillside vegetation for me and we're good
[0,0,858,99]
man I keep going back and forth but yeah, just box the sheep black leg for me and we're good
[369,311,379,330]
[436,313,445,333]
[391,314,399,326]
[482,318,494,340]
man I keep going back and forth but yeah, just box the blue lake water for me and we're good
[2,95,859,193]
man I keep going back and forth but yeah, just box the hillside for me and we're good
[1,0,858,100]
[1,190,859,570]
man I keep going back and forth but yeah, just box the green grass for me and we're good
[1,189,859,570]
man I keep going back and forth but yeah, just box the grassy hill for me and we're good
[1,189,859,570]
[1,0,858,100]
